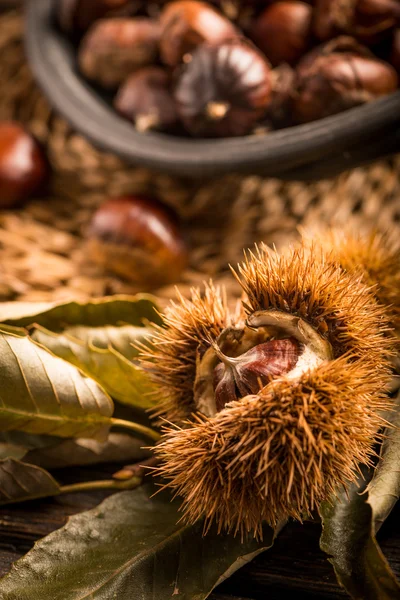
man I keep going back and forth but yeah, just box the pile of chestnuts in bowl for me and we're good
[26,0,400,178]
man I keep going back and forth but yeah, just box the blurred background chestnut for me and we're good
[0,122,48,209]
[57,0,138,35]
[313,0,400,43]
[114,67,179,132]
[78,18,161,89]
[291,47,398,123]
[159,0,239,67]
[175,40,272,137]
[250,1,313,66]
[85,195,188,288]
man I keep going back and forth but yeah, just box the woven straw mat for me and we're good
[0,10,399,305]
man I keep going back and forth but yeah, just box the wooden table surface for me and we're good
[0,464,399,599]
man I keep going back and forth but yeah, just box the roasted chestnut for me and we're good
[292,48,398,123]
[114,67,179,132]
[79,18,161,88]
[250,1,313,66]
[159,0,239,67]
[0,122,48,209]
[175,40,272,137]
[314,0,400,43]
[57,0,138,35]
[86,195,188,287]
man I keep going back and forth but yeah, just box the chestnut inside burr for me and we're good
[213,337,301,411]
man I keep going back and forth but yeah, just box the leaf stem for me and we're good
[60,476,142,495]
[111,418,161,442]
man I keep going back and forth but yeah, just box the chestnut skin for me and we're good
[292,51,399,123]
[114,67,179,132]
[250,1,313,66]
[175,40,272,137]
[79,18,161,89]
[86,196,188,287]
[391,29,400,72]
[159,0,239,67]
[313,0,400,43]
[57,0,137,35]
[0,122,48,209]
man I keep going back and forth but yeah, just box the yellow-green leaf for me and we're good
[55,324,153,360]
[0,327,114,440]
[31,326,156,409]
[0,294,162,330]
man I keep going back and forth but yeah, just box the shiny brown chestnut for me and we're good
[292,50,399,123]
[250,1,313,66]
[78,18,161,89]
[313,0,400,43]
[159,0,239,67]
[390,28,400,72]
[114,67,179,132]
[57,0,137,35]
[86,196,188,287]
[0,122,48,209]
[175,40,272,137]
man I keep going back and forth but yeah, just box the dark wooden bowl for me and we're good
[26,0,400,180]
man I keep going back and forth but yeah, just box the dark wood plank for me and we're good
[0,464,398,599]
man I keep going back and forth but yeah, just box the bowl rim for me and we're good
[26,0,400,178]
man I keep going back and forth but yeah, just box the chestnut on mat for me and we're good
[85,195,188,288]
[0,122,48,209]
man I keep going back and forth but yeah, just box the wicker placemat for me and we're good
[0,9,399,304]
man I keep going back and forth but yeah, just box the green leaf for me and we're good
[31,325,156,410]
[0,327,114,440]
[0,458,60,505]
[320,477,400,599]
[320,390,400,599]
[367,390,400,533]
[25,433,150,470]
[0,294,162,330]
[0,485,276,600]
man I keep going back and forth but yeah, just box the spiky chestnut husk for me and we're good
[143,242,393,419]
[139,284,236,423]
[156,358,389,537]
[236,244,393,363]
[307,228,400,331]
[141,243,394,536]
